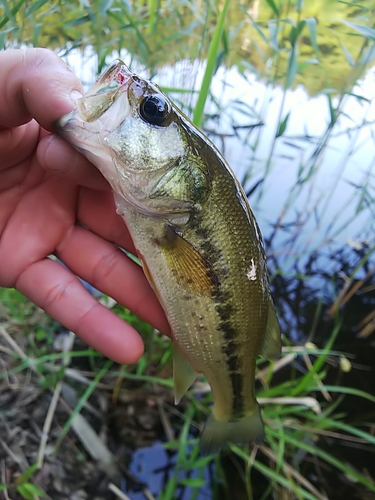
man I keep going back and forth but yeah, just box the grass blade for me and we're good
[0,0,24,29]
[54,359,113,451]
[264,0,280,16]
[193,0,230,127]
[305,17,319,56]
[340,19,375,40]
[276,112,290,138]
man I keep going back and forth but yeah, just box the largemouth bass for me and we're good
[57,61,281,454]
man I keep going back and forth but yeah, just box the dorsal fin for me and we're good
[261,301,281,361]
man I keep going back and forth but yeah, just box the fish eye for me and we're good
[139,94,170,126]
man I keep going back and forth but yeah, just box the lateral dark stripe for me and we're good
[216,306,244,416]
[190,214,244,415]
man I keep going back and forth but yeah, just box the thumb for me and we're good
[0,48,83,131]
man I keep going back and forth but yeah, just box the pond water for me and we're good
[64,49,375,242]
[125,442,213,499]
[60,48,375,499]
[63,45,375,284]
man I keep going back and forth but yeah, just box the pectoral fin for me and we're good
[260,301,282,361]
[138,252,163,304]
[173,342,198,404]
[157,224,218,296]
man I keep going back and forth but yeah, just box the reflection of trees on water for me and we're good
[3,0,374,95]
[269,242,375,342]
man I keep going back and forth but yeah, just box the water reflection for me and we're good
[63,49,375,254]
[61,50,375,500]
[125,442,213,499]
[7,0,375,95]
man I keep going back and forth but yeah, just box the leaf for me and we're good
[340,42,355,67]
[25,0,49,16]
[66,15,90,28]
[32,22,42,46]
[15,463,39,486]
[1,0,18,27]
[289,20,305,46]
[54,360,113,452]
[179,478,206,487]
[100,0,113,15]
[17,485,34,500]
[346,92,371,103]
[310,385,375,404]
[338,0,369,9]
[264,0,279,16]
[340,19,375,40]
[286,45,298,88]
[268,20,279,51]
[361,43,375,66]
[192,0,230,127]
[276,112,290,138]
[189,455,214,468]
[17,483,43,500]
[147,0,157,34]
[0,0,24,29]
[305,17,319,56]
[246,15,269,44]
[22,484,44,496]
[327,92,336,124]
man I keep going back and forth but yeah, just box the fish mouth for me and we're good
[56,60,133,142]
[75,60,133,124]
[86,60,132,97]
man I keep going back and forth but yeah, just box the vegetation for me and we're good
[1,0,375,499]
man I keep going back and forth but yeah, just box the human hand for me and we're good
[0,48,170,363]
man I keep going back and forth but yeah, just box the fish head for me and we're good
[57,60,205,218]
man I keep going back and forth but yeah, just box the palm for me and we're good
[0,49,169,363]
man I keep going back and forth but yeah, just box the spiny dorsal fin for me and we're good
[260,300,281,361]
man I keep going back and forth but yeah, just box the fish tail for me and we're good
[200,406,264,455]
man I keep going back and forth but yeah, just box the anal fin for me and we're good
[173,342,198,404]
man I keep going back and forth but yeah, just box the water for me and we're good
[60,47,375,499]
[125,442,213,499]
[62,47,375,278]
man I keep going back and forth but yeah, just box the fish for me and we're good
[56,60,281,454]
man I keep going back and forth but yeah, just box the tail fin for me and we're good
[200,406,264,455]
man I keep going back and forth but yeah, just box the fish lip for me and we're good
[85,59,133,98]
[55,59,133,134]
[73,60,133,123]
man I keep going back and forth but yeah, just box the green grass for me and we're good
[192,0,230,127]
[3,284,373,499]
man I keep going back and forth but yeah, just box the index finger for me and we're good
[0,48,83,130]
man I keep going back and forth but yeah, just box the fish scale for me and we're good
[57,59,281,454]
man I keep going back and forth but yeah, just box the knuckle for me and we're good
[43,280,71,309]
[91,250,120,286]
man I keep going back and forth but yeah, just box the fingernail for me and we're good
[70,89,83,103]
